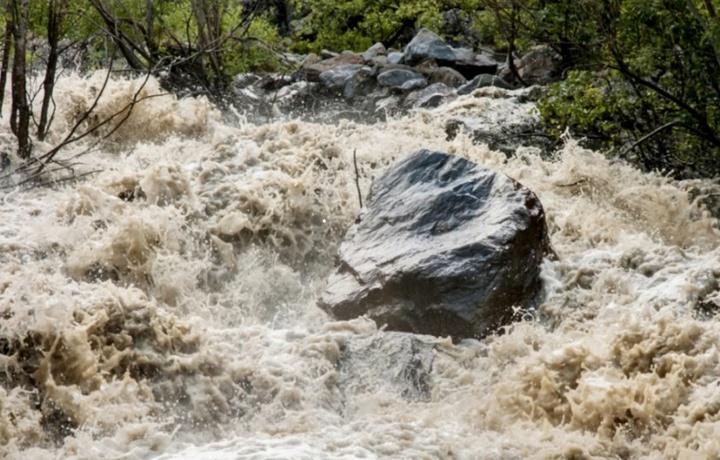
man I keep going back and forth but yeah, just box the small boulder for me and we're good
[399,77,428,92]
[377,68,427,90]
[302,53,365,81]
[387,52,404,64]
[429,67,467,88]
[343,68,377,101]
[363,42,388,61]
[370,55,388,67]
[319,150,551,340]
[403,83,456,108]
[517,45,564,84]
[403,28,456,66]
[453,54,499,80]
[319,64,371,91]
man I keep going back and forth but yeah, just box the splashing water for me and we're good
[1,74,720,460]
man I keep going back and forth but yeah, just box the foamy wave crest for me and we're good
[3,78,720,459]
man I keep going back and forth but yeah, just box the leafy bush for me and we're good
[535,0,720,177]
[290,0,453,53]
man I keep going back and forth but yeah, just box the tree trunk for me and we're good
[0,17,13,118]
[9,0,30,158]
[38,0,68,141]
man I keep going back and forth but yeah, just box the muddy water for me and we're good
[2,73,720,459]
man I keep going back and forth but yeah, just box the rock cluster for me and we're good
[233,29,561,121]
[319,149,553,341]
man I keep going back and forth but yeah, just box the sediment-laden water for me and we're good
[2,73,720,459]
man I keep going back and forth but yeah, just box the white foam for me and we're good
[3,73,720,459]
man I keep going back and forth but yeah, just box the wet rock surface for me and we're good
[319,149,552,340]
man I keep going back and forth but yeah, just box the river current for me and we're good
[2,73,720,459]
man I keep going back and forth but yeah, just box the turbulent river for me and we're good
[2,73,720,459]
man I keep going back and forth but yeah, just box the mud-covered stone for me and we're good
[319,149,551,340]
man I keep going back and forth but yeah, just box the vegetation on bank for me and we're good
[2,0,720,179]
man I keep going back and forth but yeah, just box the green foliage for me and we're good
[532,0,720,177]
[10,0,720,177]
[290,0,446,52]
[538,71,630,145]
[228,17,286,73]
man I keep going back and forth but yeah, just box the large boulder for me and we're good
[319,150,551,340]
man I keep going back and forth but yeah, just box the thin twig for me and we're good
[619,120,681,158]
[353,149,363,209]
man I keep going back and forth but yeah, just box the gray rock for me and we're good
[343,68,377,100]
[452,47,475,63]
[273,81,318,112]
[414,59,438,77]
[377,68,426,89]
[518,45,563,84]
[457,74,513,95]
[370,55,388,67]
[399,77,428,92]
[319,150,551,340]
[403,83,455,108]
[338,331,434,401]
[452,54,498,80]
[429,67,467,88]
[402,28,456,66]
[363,42,388,61]
[380,63,414,73]
[319,64,370,91]
[302,53,366,81]
[387,52,404,65]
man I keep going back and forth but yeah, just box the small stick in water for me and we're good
[353,148,363,209]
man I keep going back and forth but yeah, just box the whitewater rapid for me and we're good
[2,73,720,459]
